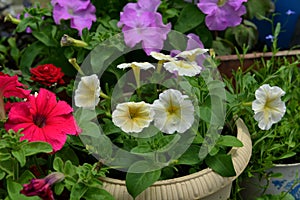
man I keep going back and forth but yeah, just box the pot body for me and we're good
[100,118,252,200]
[240,163,300,199]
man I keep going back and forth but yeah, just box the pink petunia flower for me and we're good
[118,0,171,55]
[20,172,65,200]
[0,73,30,119]
[51,0,96,35]
[5,88,80,152]
[197,0,247,31]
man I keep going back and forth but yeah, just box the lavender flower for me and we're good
[197,0,247,31]
[265,34,274,42]
[118,0,171,55]
[286,9,296,15]
[51,0,96,35]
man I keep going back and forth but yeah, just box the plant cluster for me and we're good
[0,0,294,199]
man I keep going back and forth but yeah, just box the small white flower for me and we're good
[152,89,194,134]
[112,102,154,133]
[150,48,207,77]
[252,84,286,130]
[117,62,155,70]
[75,74,101,110]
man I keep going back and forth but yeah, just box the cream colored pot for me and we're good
[101,118,252,200]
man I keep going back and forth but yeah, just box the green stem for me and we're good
[69,58,85,75]
[0,95,6,120]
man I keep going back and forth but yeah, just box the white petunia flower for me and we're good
[252,84,286,130]
[112,102,154,133]
[75,74,101,110]
[152,89,194,134]
[150,48,208,77]
[150,52,175,61]
[164,60,202,76]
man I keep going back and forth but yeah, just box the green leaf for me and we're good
[54,182,65,195]
[217,135,243,147]
[70,182,88,200]
[0,159,14,177]
[55,147,79,166]
[53,157,64,172]
[20,41,45,73]
[174,4,205,33]
[0,152,11,161]
[64,160,77,176]
[32,27,58,47]
[83,188,114,200]
[12,149,26,167]
[23,142,52,156]
[126,161,161,198]
[19,170,36,185]
[177,145,201,165]
[205,154,236,177]
[0,170,5,180]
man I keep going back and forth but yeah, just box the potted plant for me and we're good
[224,41,300,199]
[0,0,291,199]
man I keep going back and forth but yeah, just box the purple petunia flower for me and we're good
[197,0,247,31]
[118,0,171,55]
[51,0,96,35]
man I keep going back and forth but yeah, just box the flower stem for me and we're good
[100,91,110,99]
[242,102,252,106]
[0,96,6,120]
[69,58,85,75]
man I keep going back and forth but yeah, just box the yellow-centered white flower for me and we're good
[112,102,154,133]
[252,84,286,130]
[74,74,100,110]
[152,89,194,134]
[150,48,208,77]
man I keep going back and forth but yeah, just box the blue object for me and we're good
[254,0,300,49]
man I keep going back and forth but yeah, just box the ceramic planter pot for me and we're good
[100,118,252,200]
[240,163,300,199]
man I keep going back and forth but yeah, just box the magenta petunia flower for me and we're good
[5,88,80,152]
[197,0,247,31]
[118,0,171,55]
[21,172,64,200]
[51,0,96,35]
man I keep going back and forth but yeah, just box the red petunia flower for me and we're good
[0,73,30,98]
[5,88,80,152]
[20,172,65,200]
[30,64,65,87]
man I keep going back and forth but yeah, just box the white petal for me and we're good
[132,62,155,70]
[150,51,175,61]
[117,63,132,69]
